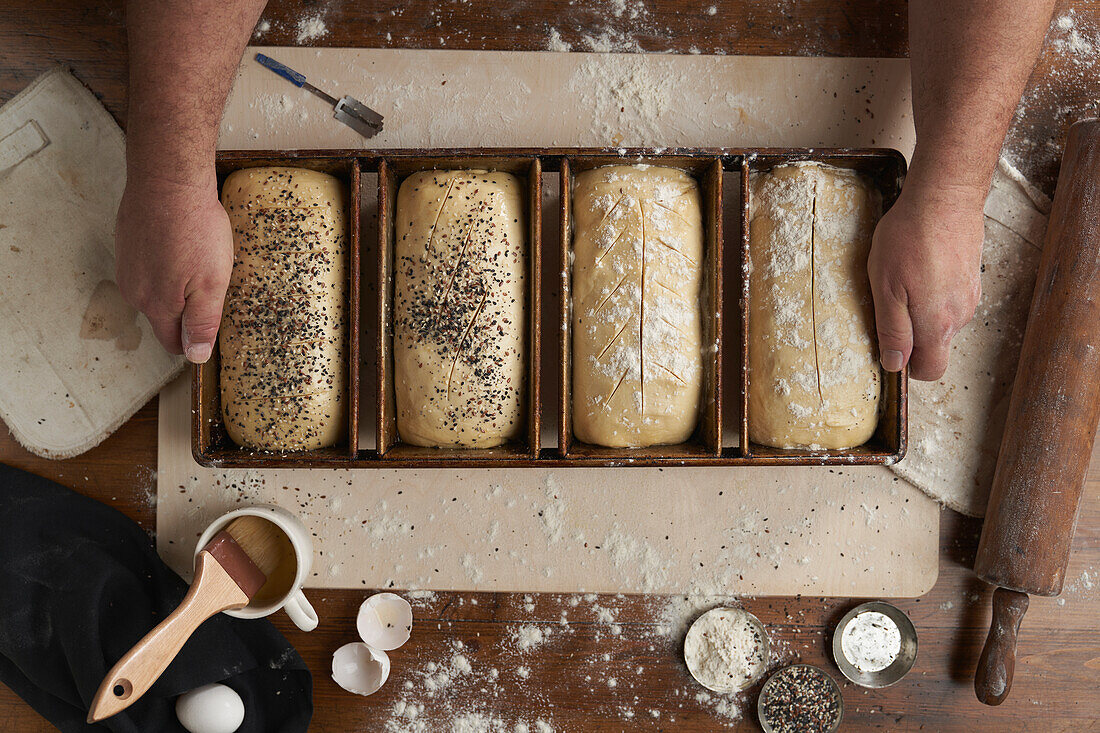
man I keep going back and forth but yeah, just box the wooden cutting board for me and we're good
[156,48,939,597]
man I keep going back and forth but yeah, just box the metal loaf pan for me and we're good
[193,153,360,467]
[376,153,542,465]
[738,150,907,464]
[558,154,723,461]
[192,147,906,468]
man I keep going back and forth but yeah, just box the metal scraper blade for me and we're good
[334,96,384,139]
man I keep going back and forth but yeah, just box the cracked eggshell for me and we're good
[332,642,390,696]
[356,592,413,651]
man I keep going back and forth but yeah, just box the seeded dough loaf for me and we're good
[747,162,881,449]
[571,165,704,447]
[219,166,347,450]
[393,169,527,448]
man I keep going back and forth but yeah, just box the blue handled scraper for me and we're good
[254,53,384,139]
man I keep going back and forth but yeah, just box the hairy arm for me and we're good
[869,1,1057,380]
[116,0,266,362]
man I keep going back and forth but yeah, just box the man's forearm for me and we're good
[867,1,1057,381]
[116,0,265,360]
[125,0,266,184]
[908,0,1056,205]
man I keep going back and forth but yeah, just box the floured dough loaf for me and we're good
[747,161,881,449]
[393,169,527,448]
[571,164,704,447]
[219,166,347,450]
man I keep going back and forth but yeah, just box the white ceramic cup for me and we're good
[194,504,319,632]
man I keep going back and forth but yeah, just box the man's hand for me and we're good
[118,0,265,360]
[867,177,985,381]
[888,0,1057,379]
[115,174,233,362]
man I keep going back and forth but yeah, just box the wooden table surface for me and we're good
[2,1,1099,730]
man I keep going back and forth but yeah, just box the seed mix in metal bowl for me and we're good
[757,664,843,733]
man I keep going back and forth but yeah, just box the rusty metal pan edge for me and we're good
[214,147,907,171]
[195,448,903,469]
[196,147,908,469]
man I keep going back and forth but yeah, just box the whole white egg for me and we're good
[175,683,245,733]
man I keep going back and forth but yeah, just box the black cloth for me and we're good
[0,464,312,732]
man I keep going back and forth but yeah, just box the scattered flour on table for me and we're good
[450,715,554,733]
[1049,10,1097,58]
[510,625,553,652]
[543,0,663,54]
[546,28,572,52]
[606,0,648,19]
[133,466,158,516]
[579,29,644,53]
[367,585,799,728]
[1064,568,1097,598]
[382,633,557,733]
[451,654,473,675]
[295,13,329,43]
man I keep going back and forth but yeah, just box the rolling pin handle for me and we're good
[975,587,1030,706]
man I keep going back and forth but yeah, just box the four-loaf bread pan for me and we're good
[193,148,907,468]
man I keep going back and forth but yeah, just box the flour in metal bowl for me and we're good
[840,610,902,673]
[683,607,769,693]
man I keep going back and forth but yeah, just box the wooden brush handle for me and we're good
[975,588,1030,706]
[87,551,250,723]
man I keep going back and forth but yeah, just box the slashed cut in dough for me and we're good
[572,165,704,447]
[394,169,527,448]
[219,166,347,451]
[747,161,881,449]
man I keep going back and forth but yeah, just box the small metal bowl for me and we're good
[831,601,917,688]
[684,607,770,693]
[757,664,844,733]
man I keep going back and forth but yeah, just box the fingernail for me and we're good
[185,342,213,364]
[881,349,904,372]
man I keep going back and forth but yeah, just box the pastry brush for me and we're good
[254,52,384,139]
[87,516,285,722]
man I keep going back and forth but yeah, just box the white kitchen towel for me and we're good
[889,157,1051,517]
[0,67,184,459]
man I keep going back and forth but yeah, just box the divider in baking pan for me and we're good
[558,154,724,461]
[193,147,906,468]
[376,154,543,464]
[193,153,361,467]
[737,151,907,464]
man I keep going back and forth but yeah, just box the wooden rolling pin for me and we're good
[973,118,1100,705]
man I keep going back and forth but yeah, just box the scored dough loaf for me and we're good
[747,161,882,449]
[219,166,347,451]
[393,169,527,448]
[571,165,704,448]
